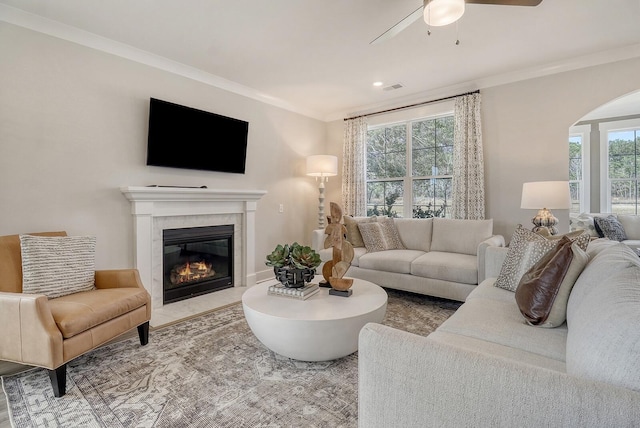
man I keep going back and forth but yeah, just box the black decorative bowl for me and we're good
[274,267,315,288]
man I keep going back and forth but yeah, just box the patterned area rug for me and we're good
[2,289,461,428]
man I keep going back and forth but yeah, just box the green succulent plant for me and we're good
[290,243,322,269]
[265,242,321,270]
[265,243,290,268]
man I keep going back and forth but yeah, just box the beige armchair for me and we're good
[0,232,151,397]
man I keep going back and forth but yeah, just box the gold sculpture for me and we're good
[322,202,354,291]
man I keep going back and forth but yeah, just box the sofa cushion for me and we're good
[343,216,374,248]
[494,226,589,292]
[515,239,588,328]
[394,218,432,252]
[20,234,97,299]
[436,282,568,362]
[594,215,627,241]
[358,249,424,274]
[319,246,366,267]
[617,214,640,240]
[411,251,478,285]
[430,218,493,256]
[49,287,149,339]
[566,243,640,392]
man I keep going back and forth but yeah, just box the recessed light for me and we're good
[373,81,383,87]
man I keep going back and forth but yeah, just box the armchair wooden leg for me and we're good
[137,321,149,346]
[48,365,67,398]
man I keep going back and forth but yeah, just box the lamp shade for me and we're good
[306,155,338,177]
[423,0,465,27]
[521,181,571,210]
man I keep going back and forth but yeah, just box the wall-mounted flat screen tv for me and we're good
[146,98,249,174]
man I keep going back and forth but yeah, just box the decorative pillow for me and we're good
[20,234,96,299]
[594,215,627,241]
[494,226,589,292]
[343,216,375,248]
[357,222,388,253]
[515,237,589,327]
[569,213,599,238]
[375,216,405,250]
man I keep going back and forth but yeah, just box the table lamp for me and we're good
[520,181,571,235]
[306,155,338,229]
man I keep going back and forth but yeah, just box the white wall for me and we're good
[0,22,327,280]
[326,57,640,243]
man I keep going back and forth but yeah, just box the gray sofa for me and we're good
[358,238,640,427]
[313,217,505,302]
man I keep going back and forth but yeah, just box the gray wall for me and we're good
[0,22,326,280]
[325,57,640,243]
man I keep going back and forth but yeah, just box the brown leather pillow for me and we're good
[515,236,574,326]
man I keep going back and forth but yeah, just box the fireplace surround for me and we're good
[120,187,267,312]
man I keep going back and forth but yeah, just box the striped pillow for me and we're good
[20,234,96,298]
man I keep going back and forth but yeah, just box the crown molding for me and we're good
[329,43,640,123]
[0,4,325,121]
[3,4,639,124]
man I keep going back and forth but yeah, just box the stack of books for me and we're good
[267,282,320,300]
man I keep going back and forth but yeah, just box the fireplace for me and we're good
[163,225,233,304]
[120,186,267,314]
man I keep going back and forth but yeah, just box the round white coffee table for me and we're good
[242,278,387,361]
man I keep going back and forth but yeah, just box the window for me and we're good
[607,128,640,214]
[569,134,583,214]
[366,115,453,218]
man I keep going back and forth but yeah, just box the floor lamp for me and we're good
[306,155,338,229]
[521,181,571,235]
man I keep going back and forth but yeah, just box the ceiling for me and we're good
[1,0,639,121]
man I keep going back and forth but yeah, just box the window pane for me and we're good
[609,154,636,178]
[411,179,449,218]
[435,145,453,175]
[386,151,406,178]
[366,180,403,217]
[611,180,637,214]
[569,158,582,181]
[386,125,406,153]
[412,120,435,149]
[412,148,434,176]
[366,125,406,179]
[435,117,454,147]
[569,182,581,214]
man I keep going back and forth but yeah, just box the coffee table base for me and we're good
[242,279,387,361]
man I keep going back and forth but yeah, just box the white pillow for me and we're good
[20,234,96,298]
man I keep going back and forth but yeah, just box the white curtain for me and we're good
[342,117,368,216]
[452,93,485,220]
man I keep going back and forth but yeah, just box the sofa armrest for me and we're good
[95,269,146,290]
[0,291,63,369]
[484,245,509,278]
[311,229,326,253]
[477,234,505,282]
[358,323,640,428]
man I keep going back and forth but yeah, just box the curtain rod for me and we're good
[344,89,480,121]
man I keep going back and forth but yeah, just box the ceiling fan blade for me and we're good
[370,5,423,45]
[466,0,542,5]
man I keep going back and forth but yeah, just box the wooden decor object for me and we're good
[322,202,354,291]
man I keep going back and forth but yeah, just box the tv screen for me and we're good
[146,98,249,174]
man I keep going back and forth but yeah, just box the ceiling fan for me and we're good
[370,0,543,45]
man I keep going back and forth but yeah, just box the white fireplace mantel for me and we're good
[120,186,267,310]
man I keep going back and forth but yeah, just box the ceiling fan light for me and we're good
[423,0,465,27]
